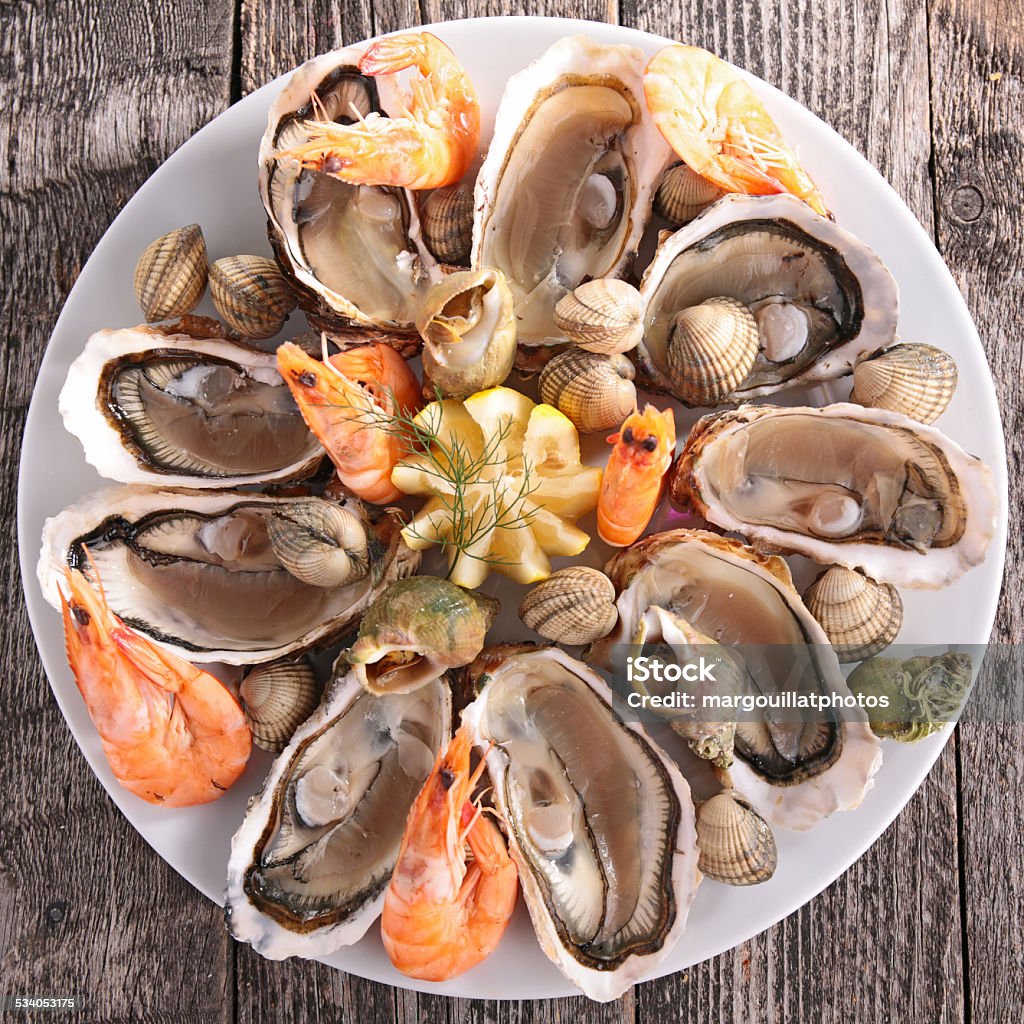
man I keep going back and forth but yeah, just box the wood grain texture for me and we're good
[0,1,236,1021]
[2,0,1020,1021]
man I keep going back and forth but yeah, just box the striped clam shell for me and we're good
[654,163,725,226]
[851,343,958,424]
[420,184,474,265]
[267,500,370,590]
[803,566,903,663]
[210,255,296,339]
[518,566,618,645]
[239,660,322,753]
[539,349,637,433]
[696,790,778,886]
[553,278,644,355]
[133,224,208,322]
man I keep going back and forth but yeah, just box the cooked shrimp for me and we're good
[644,45,828,216]
[382,726,518,981]
[277,341,421,504]
[597,404,677,547]
[277,32,480,190]
[59,563,251,807]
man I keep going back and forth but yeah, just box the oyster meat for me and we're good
[591,530,883,830]
[637,194,899,402]
[225,669,451,959]
[473,36,671,349]
[60,326,323,488]
[259,44,438,336]
[672,404,998,588]
[461,644,699,1002]
[37,487,419,664]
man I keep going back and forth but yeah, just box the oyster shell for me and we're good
[37,487,419,665]
[637,193,899,402]
[671,404,998,588]
[473,36,671,349]
[225,668,451,959]
[60,326,323,488]
[461,644,700,1002]
[590,530,883,830]
[258,45,438,336]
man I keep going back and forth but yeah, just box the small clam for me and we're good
[134,224,208,322]
[209,255,296,338]
[667,296,760,406]
[696,790,778,886]
[847,651,972,742]
[654,163,724,226]
[851,343,958,424]
[239,659,321,753]
[803,566,903,663]
[539,350,637,433]
[417,267,516,399]
[420,184,474,265]
[553,279,644,355]
[519,566,618,645]
[267,499,370,589]
[347,576,497,694]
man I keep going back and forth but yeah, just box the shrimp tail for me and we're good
[359,32,445,77]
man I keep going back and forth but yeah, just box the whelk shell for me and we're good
[519,566,618,645]
[666,296,760,406]
[239,659,321,752]
[696,789,778,886]
[851,343,958,424]
[552,278,644,355]
[803,566,903,663]
[539,349,637,433]
[134,224,208,322]
[267,499,370,590]
[654,163,724,226]
[210,255,296,338]
[420,184,474,265]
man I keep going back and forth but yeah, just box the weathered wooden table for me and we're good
[2,1,1020,1020]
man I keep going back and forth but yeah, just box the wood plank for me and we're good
[928,1,1024,1020]
[0,1,236,1021]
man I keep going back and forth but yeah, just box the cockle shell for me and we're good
[519,566,618,645]
[553,278,644,355]
[420,184,474,265]
[267,499,370,590]
[134,224,208,322]
[539,349,637,433]
[654,163,724,226]
[851,343,958,424]
[239,659,322,752]
[696,789,778,886]
[803,566,903,662]
[666,296,760,406]
[210,255,296,338]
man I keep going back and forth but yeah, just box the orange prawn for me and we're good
[277,32,480,190]
[597,405,677,547]
[276,341,421,504]
[381,726,518,981]
[644,45,829,217]
[59,563,251,807]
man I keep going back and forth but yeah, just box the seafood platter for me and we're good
[18,17,1007,1002]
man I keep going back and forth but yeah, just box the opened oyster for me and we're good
[60,326,323,488]
[461,644,699,1001]
[672,404,997,588]
[473,36,671,349]
[259,44,438,336]
[637,194,899,402]
[591,530,883,830]
[225,668,451,959]
[37,487,418,664]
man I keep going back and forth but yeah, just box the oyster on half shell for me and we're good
[259,44,438,336]
[590,530,883,831]
[461,644,699,1002]
[37,487,419,665]
[225,668,451,959]
[473,36,672,350]
[637,194,899,403]
[60,326,323,488]
[671,404,998,588]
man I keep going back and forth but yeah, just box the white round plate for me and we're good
[18,15,1007,1001]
